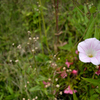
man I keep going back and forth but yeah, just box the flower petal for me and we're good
[79,53,91,63]
[91,57,100,65]
[78,41,88,53]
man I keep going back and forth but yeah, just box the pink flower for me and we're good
[78,38,100,65]
[60,71,67,78]
[95,70,100,76]
[72,70,78,75]
[75,50,78,54]
[65,60,73,68]
[95,66,100,75]
[43,81,50,88]
[64,86,77,94]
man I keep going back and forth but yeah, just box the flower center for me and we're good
[88,54,93,58]
[86,49,97,58]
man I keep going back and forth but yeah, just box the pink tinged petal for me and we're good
[75,50,78,54]
[69,90,73,94]
[95,44,100,51]
[90,38,100,49]
[79,53,91,63]
[91,57,100,65]
[95,70,100,75]
[43,81,47,85]
[65,62,70,68]
[61,71,67,78]
[84,38,98,48]
[64,90,68,94]
[72,70,78,75]
[73,90,77,93]
[64,86,77,94]
[78,41,88,53]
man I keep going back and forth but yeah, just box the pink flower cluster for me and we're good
[65,60,73,68]
[72,70,78,75]
[95,65,100,76]
[64,85,77,94]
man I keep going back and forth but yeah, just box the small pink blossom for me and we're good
[43,81,50,87]
[72,70,78,75]
[95,66,100,76]
[64,86,77,94]
[65,60,73,68]
[75,50,78,54]
[60,71,67,78]
[78,38,100,65]
[57,71,67,78]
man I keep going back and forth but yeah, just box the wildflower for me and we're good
[54,98,57,100]
[36,37,39,40]
[12,43,14,46]
[66,69,72,72]
[55,78,58,81]
[59,91,62,95]
[65,59,73,68]
[35,47,38,50]
[23,98,25,100]
[56,84,60,88]
[32,49,35,52]
[58,58,60,60]
[95,66,100,75]
[28,31,31,34]
[10,60,12,62]
[24,85,27,88]
[78,38,100,65]
[72,70,78,75]
[38,5,41,7]
[43,81,50,88]
[15,60,19,62]
[48,78,51,81]
[96,65,99,69]
[60,71,67,78]
[35,96,38,99]
[27,81,29,84]
[63,67,66,70]
[64,86,77,94]
[75,50,78,54]
[29,37,32,40]
[17,44,21,49]
[49,61,52,63]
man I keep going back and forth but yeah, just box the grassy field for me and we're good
[0,0,100,100]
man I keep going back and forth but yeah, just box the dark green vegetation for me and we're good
[0,0,100,100]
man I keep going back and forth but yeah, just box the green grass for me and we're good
[0,0,100,100]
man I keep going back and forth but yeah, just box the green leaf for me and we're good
[36,75,47,82]
[95,88,100,94]
[7,86,13,94]
[90,6,96,13]
[94,25,100,39]
[82,77,100,87]
[90,94,99,100]
[29,85,42,92]
[84,15,97,39]
[73,92,78,100]
[0,94,4,100]
[59,38,73,51]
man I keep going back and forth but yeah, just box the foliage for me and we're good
[0,0,100,100]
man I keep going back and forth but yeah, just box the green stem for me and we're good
[39,15,44,54]
[39,0,50,53]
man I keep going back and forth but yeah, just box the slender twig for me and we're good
[54,0,59,52]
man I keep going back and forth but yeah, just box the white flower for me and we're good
[78,38,100,65]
